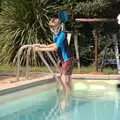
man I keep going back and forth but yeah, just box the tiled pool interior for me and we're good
[0,80,120,120]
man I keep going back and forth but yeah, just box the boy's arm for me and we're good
[33,43,58,52]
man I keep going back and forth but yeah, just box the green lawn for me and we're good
[0,64,117,75]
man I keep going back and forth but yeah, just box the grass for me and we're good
[0,64,16,72]
[0,64,118,75]
[73,66,117,74]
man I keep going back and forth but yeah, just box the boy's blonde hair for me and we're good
[49,18,61,27]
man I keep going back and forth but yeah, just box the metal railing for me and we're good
[16,44,60,81]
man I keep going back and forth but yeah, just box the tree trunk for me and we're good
[92,30,99,72]
[99,34,113,71]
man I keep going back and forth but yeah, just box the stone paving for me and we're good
[0,72,120,92]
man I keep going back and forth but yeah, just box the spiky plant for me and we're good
[0,0,59,65]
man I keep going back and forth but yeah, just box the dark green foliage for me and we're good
[0,0,119,66]
[74,0,120,17]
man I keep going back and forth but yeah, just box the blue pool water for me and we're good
[0,84,120,120]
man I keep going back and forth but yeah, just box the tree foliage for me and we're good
[0,0,58,64]
[0,0,119,65]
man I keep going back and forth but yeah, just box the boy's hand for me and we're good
[32,44,47,51]
[32,44,46,48]
[39,44,46,47]
[33,46,41,51]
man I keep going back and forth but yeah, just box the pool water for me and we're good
[0,84,120,120]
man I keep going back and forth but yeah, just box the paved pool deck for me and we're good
[0,72,120,94]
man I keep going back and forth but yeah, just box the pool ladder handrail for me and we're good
[16,44,60,81]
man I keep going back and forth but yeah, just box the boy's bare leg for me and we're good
[61,75,71,92]
[60,75,72,110]
[66,75,72,92]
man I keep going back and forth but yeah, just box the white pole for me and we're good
[117,14,120,24]
[113,34,120,74]
[74,32,80,68]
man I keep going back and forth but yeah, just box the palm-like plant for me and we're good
[0,0,59,65]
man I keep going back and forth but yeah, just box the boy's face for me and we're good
[49,18,61,35]
[49,25,61,35]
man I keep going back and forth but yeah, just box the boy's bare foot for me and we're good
[60,99,67,110]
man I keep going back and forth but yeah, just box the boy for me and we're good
[33,17,73,95]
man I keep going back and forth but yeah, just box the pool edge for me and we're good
[0,78,56,96]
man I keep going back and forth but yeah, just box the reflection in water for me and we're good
[45,88,120,120]
[1,89,120,120]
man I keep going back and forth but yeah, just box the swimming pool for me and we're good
[0,80,120,120]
